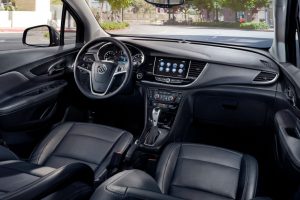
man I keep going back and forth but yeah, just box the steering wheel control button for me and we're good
[166,68,170,72]
[159,67,164,71]
[178,69,184,74]
[172,68,177,73]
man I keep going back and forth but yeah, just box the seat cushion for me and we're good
[30,122,133,181]
[155,143,258,200]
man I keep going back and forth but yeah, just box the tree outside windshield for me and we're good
[87,0,274,48]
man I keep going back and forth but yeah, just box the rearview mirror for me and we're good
[144,0,184,8]
[22,25,60,47]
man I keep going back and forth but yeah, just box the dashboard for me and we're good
[83,38,280,89]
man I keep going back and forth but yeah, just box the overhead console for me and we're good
[136,56,207,85]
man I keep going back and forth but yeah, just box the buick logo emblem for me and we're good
[97,64,107,74]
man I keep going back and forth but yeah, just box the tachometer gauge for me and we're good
[104,51,116,61]
[132,54,144,66]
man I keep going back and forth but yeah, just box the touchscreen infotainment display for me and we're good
[154,57,189,78]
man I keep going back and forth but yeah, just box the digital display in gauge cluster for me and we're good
[154,57,189,78]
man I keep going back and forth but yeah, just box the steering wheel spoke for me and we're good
[77,64,92,73]
[114,62,128,76]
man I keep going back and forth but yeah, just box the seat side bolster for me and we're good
[155,143,181,194]
[94,131,133,180]
[237,154,259,200]
[29,122,74,165]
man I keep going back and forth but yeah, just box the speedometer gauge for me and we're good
[132,54,144,66]
[104,51,116,61]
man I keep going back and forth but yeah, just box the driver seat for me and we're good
[27,122,133,182]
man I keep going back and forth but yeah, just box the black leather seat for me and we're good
[0,122,133,199]
[29,122,133,181]
[91,143,258,200]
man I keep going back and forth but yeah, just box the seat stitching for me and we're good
[241,156,249,200]
[252,158,258,199]
[67,133,114,143]
[167,144,181,194]
[36,123,74,164]
[51,154,100,166]
[161,143,179,193]
[179,157,241,170]
[74,123,123,133]
[0,164,42,178]
[182,143,242,157]
[170,184,234,200]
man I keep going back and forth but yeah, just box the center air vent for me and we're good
[253,72,277,82]
[144,56,155,74]
[187,61,207,79]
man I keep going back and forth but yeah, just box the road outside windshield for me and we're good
[89,0,274,48]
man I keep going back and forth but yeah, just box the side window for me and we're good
[0,0,77,51]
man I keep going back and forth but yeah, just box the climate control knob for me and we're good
[154,93,160,100]
[168,95,175,102]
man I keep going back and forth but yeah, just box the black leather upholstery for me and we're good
[91,143,258,200]
[90,169,182,200]
[0,160,93,200]
[156,143,258,200]
[30,122,133,181]
[0,146,18,161]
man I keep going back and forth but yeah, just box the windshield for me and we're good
[87,0,274,48]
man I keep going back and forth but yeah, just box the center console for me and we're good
[139,88,183,150]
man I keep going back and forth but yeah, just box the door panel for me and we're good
[0,45,80,157]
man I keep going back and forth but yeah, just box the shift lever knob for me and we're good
[152,107,161,127]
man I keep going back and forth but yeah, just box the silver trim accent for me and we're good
[152,107,161,127]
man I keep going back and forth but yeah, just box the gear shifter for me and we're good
[144,107,161,145]
[152,107,161,127]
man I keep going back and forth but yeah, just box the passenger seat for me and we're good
[91,143,258,200]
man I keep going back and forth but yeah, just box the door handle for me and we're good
[48,59,65,76]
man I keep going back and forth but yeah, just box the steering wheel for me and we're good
[73,37,133,99]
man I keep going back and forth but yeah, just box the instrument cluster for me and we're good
[98,43,145,67]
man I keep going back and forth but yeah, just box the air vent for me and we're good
[187,61,207,79]
[144,57,155,74]
[253,72,277,82]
